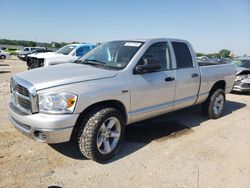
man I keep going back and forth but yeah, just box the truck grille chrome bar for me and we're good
[11,77,38,114]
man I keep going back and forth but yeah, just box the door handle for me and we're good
[165,77,175,82]
[191,73,199,78]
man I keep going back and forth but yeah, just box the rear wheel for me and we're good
[0,55,6,59]
[202,89,225,119]
[76,107,125,163]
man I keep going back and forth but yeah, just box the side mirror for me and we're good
[134,58,162,74]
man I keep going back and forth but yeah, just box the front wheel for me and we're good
[202,89,225,119]
[77,107,125,163]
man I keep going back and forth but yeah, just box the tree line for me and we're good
[197,49,231,58]
[0,39,79,49]
[0,39,233,58]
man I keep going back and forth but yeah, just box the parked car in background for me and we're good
[17,47,46,61]
[21,48,53,62]
[197,56,211,62]
[0,49,11,59]
[197,56,230,64]
[230,58,250,92]
[9,38,235,162]
[26,43,96,69]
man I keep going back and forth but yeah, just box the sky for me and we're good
[0,0,249,55]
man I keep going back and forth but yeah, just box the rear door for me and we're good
[170,41,200,110]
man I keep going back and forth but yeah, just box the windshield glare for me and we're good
[57,45,76,55]
[79,41,143,69]
[231,60,250,69]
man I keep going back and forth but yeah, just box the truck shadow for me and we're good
[49,100,246,162]
[0,64,10,66]
[0,71,11,74]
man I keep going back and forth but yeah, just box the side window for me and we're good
[140,42,171,70]
[76,46,91,57]
[24,48,29,51]
[172,42,193,68]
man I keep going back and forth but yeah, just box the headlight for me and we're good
[39,92,77,114]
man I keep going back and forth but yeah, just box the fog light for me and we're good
[33,130,46,141]
[235,80,241,85]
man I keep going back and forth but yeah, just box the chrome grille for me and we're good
[242,83,250,88]
[16,84,29,97]
[12,80,32,113]
[27,57,44,69]
[17,96,31,109]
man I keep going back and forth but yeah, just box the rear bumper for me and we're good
[8,103,79,143]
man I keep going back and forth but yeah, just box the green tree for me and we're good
[27,41,36,47]
[213,53,221,58]
[196,53,204,57]
[219,49,231,58]
[51,42,61,48]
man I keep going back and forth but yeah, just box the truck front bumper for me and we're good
[233,83,250,92]
[8,104,79,143]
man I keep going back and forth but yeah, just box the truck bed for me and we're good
[195,63,236,104]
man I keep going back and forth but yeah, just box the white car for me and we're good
[0,50,11,59]
[17,47,46,61]
[26,43,96,69]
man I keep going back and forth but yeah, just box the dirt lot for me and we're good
[0,57,250,188]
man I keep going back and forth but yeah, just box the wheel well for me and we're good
[209,80,226,95]
[77,100,127,125]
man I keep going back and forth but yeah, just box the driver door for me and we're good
[129,42,176,122]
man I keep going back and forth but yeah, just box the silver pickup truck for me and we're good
[9,38,236,162]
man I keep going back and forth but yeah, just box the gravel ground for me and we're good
[0,57,250,188]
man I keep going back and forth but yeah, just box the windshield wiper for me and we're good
[80,59,111,69]
[85,59,106,64]
[77,59,121,70]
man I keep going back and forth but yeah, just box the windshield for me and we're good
[231,59,250,69]
[79,41,143,69]
[56,45,76,55]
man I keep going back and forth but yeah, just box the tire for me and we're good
[202,89,225,119]
[0,55,6,59]
[76,107,125,163]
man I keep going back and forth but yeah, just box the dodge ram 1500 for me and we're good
[9,38,236,162]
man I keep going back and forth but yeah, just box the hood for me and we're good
[27,52,70,59]
[14,63,118,90]
[236,67,250,75]
[18,51,30,55]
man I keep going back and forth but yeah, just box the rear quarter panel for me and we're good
[196,64,236,104]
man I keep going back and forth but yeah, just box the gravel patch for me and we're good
[0,81,10,98]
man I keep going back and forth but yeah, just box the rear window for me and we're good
[172,42,193,68]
